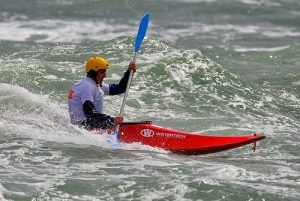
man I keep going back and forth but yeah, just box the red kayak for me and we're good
[109,121,266,155]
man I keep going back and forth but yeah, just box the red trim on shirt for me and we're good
[68,90,74,99]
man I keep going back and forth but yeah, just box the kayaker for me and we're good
[68,56,137,130]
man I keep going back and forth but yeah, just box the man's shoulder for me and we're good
[79,77,96,87]
[73,77,97,92]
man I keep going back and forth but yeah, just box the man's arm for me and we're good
[109,62,137,95]
[83,100,114,125]
[109,70,130,95]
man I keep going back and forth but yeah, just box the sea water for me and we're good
[0,0,299,200]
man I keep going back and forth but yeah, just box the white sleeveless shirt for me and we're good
[68,77,109,124]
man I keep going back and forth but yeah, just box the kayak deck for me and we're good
[114,122,266,155]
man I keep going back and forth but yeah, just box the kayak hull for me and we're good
[112,122,266,155]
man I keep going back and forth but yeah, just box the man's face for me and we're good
[96,69,107,84]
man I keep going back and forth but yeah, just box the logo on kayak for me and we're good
[141,129,155,137]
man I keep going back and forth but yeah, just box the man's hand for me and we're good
[128,62,137,73]
[113,116,124,124]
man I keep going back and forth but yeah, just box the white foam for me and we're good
[233,45,290,52]
[42,74,66,81]
[0,83,69,121]
[239,0,282,6]
[0,183,8,201]
[159,21,300,52]
[228,95,248,109]
[161,0,217,2]
[162,0,282,6]
[196,156,300,197]
[279,91,299,103]
[293,80,300,86]
[0,19,134,43]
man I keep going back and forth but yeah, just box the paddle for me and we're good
[114,13,150,143]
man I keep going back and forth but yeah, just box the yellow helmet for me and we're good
[85,56,110,73]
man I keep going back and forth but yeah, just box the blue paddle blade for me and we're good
[134,13,150,52]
